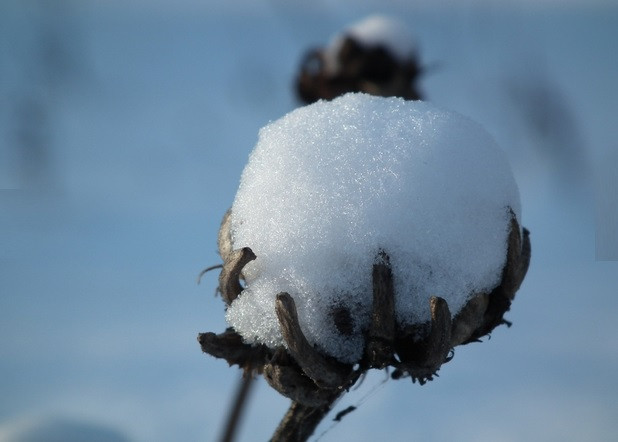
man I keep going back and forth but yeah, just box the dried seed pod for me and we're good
[199,208,530,441]
[198,94,531,442]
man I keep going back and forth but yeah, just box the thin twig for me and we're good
[197,264,223,284]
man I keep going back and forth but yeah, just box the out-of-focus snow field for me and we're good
[1,1,617,441]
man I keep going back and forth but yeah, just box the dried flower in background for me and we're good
[296,15,424,104]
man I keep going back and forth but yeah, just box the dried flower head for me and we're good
[199,94,530,441]
[296,15,424,104]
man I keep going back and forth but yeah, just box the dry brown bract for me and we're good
[199,208,530,441]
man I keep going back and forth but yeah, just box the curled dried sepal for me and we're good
[195,209,234,287]
[392,296,452,384]
[366,253,396,368]
[501,214,530,297]
[276,292,353,389]
[460,213,531,343]
[450,293,489,347]
[217,208,233,263]
[421,297,452,371]
[263,350,340,407]
[198,328,270,372]
[218,247,256,304]
[217,209,257,304]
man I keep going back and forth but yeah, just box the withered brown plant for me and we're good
[199,208,530,441]
[296,35,424,105]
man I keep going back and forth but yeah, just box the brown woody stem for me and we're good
[271,399,340,442]
[219,374,254,442]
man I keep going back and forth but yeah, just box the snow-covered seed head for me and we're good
[225,93,527,364]
[201,93,530,414]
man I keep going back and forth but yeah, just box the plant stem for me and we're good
[219,374,254,442]
[271,396,339,442]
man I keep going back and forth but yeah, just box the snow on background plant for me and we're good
[227,93,520,363]
[296,15,424,102]
[321,15,418,74]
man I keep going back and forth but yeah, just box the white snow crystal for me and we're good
[324,15,417,73]
[226,93,521,363]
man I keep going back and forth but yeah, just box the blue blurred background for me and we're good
[1,0,617,440]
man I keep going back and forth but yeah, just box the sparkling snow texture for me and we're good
[226,93,521,363]
[324,15,417,73]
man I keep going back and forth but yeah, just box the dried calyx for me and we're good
[199,207,530,438]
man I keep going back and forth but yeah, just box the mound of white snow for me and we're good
[226,93,520,363]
